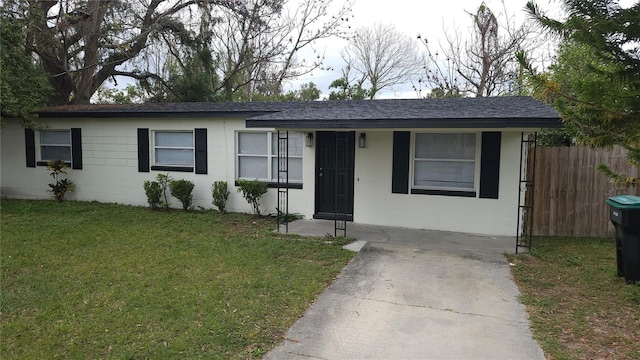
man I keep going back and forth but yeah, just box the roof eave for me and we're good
[39,110,277,119]
[245,118,563,129]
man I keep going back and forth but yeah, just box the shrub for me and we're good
[169,179,195,211]
[143,181,162,209]
[46,159,75,202]
[276,210,302,224]
[212,181,230,213]
[156,173,172,210]
[236,179,268,216]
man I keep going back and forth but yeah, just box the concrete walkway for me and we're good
[266,220,544,360]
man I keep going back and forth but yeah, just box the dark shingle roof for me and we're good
[39,101,305,118]
[245,97,561,129]
[38,96,561,129]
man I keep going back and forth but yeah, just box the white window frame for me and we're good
[39,129,72,162]
[236,131,303,183]
[152,130,194,167]
[411,132,480,192]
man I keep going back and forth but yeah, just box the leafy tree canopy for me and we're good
[425,87,463,99]
[0,12,51,128]
[96,81,321,104]
[284,82,322,101]
[328,77,371,100]
[522,0,640,186]
[2,0,351,106]
[1,0,233,105]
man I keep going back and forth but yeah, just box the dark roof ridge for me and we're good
[246,96,562,129]
[36,97,561,130]
[40,96,542,114]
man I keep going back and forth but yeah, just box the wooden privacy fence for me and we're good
[530,145,640,238]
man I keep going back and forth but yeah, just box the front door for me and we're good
[315,131,355,220]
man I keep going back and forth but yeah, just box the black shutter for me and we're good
[392,131,410,194]
[71,128,83,169]
[479,131,502,199]
[137,128,150,172]
[194,128,207,174]
[25,128,36,167]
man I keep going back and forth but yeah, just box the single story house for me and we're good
[0,96,561,236]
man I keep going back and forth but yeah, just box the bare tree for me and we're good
[416,2,534,98]
[201,0,353,100]
[340,22,421,99]
[139,0,353,101]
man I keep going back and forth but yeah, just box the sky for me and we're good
[105,0,635,101]
[286,0,555,98]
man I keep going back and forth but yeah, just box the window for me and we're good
[40,130,71,162]
[138,128,206,173]
[153,131,194,167]
[237,132,303,183]
[413,133,477,192]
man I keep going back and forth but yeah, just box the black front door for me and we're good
[315,131,355,220]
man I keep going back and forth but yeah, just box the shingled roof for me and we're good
[39,96,561,129]
[245,96,561,129]
[38,101,304,118]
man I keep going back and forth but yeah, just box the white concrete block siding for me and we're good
[1,117,527,236]
[350,130,522,236]
[0,117,314,217]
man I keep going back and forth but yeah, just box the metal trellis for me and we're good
[276,130,289,233]
[516,132,537,253]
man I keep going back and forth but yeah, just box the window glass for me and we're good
[414,161,475,189]
[414,133,476,191]
[154,131,194,166]
[415,133,476,160]
[239,156,269,179]
[237,132,303,183]
[41,146,72,162]
[239,132,268,155]
[41,130,71,145]
[40,130,71,161]
[271,158,303,182]
[271,133,303,157]
[155,132,193,147]
[155,148,193,165]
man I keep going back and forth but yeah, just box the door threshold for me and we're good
[313,213,353,222]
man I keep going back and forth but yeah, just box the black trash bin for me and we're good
[606,195,640,284]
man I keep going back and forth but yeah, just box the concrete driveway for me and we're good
[266,221,544,360]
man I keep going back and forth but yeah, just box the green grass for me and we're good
[509,237,640,360]
[0,199,355,359]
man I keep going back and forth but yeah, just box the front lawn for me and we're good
[510,237,640,360]
[0,199,354,359]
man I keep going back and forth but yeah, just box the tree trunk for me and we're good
[73,1,109,104]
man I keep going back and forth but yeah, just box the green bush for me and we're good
[236,179,268,216]
[169,179,195,211]
[212,181,230,213]
[46,159,75,202]
[156,173,172,210]
[143,181,162,209]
